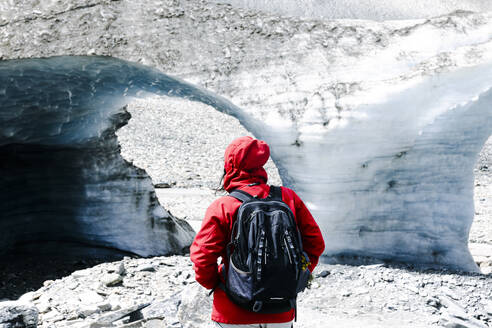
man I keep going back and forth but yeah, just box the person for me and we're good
[190,136,325,327]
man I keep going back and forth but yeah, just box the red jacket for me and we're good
[190,137,325,324]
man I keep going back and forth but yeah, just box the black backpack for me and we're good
[222,185,311,315]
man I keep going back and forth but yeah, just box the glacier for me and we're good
[215,0,492,21]
[0,55,490,271]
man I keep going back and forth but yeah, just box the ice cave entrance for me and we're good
[116,95,283,234]
[0,55,281,299]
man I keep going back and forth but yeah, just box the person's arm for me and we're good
[190,199,228,289]
[292,191,325,272]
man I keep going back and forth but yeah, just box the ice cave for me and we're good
[0,55,490,272]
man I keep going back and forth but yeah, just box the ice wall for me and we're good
[1,56,490,271]
[259,63,492,272]
[0,56,243,257]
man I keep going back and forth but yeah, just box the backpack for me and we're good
[222,185,311,316]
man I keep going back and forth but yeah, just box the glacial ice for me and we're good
[260,63,492,272]
[0,55,490,271]
[0,56,260,258]
[215,0,492,20]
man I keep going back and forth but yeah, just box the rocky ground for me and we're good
[470,139,492,245]
[117,96,282,191]
[4,256,492,328]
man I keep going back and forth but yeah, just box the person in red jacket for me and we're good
[190,136,325,327]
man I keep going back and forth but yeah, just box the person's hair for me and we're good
[214,169,226,195]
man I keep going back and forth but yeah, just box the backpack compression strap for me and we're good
[229,185,282,202]
[228,189,253,203]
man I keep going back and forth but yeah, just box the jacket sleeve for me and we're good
[292,190,325,272]
[189,199,228,290]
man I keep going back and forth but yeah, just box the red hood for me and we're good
[223,136,270,192]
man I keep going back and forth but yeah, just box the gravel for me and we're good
[117,96,282,190]
[12,256,492,328]
[470,137,492,245]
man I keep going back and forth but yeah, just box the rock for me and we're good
[67,281,80,290]
[441,315,488,328]
[36,296,51,314]
[439,295,468,318]
[354,287,370,295]
[136,264,155,272]
[426,297,441,309]
[72,269,92,279]
[118,319,145,327]
[405,284,420,294]
[141,299,179,321]
[97,303,112,312]
[62,319,89,327]
[441,287,461,301]
[101,274,123,287]
[144,319,165,328]
[483,300,492,316]
[78,304,99,317]
[479,261,492,275]
[17,292,36,304]
[79,291,105,305]
[381,272,394,282]
[90,303,150,327]
[42,280,54,287]
[443,317,474,328]
[154,182,176,188]
[0,301,38,328]
[118,262,127,276]
[177,284,211,327]
[317,270,330,278]
[40,308,64,322]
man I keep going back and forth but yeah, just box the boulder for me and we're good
[0,301,38,328]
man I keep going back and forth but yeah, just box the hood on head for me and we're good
[223,136,270,192]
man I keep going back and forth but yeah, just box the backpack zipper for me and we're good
[264,237,268,265]
[285,231,298,264]
[257,230,266,281]
[284,236,293,264]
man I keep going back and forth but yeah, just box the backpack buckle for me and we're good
[252,301,263,312]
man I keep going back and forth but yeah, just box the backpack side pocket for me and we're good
[296,251,312,293]
[296,267,311,293]
[227,257,254,302]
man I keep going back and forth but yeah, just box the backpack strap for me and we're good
[268,185,283,201]
[228,189,254,203]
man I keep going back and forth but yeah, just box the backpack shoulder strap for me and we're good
[228,189,253,203]
[268,185,283,201]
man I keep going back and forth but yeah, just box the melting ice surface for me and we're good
[0,56,491,271]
